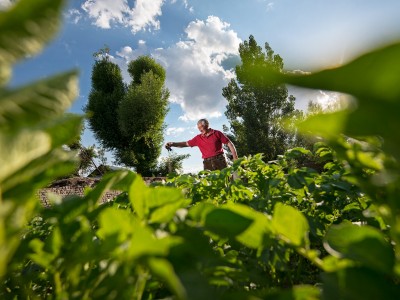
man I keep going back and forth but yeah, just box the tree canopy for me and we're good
[223,35,301,161]
[85,54,169,175]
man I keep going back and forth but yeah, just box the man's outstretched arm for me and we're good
[165,141,189,150]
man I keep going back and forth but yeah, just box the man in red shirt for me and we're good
[165,119,238,171]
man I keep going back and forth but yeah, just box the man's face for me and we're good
[197,122,208,134]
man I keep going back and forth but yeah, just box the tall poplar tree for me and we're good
[85,53,169,175]
[223,35,300,161]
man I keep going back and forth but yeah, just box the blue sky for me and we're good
[3,0,400,173]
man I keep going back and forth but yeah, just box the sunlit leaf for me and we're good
[2,148,77,199]
[129,175,150,220]
[204,208,253,238]
[0,130,51,182]
[266,284,320,300]
[147,257,187,300]
[0,0,65,84]
[42,114,84,147]
[97,208,134,241]
[246,42,400,160]
[324,222,394,274]
[272,203,309,247]
[85,170,135,206]
[285,147,312,159]
[127,220,182,260]
[129,176,187,223]
[297,111,348,139]
[149,199,190,224]
[0,71,79,131]
[223,203,273,249]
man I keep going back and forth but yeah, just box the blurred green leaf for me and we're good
[247,42,400,160]
[0,130,51,182]
[127,220,182,260]
[324,223,394,274]
[147,257,187,300]
[297,111,348,139]
[129,176,188,223]
[204,208,253,238]
[0,0,65,84]
[247,42,400,103]
[149,199,190,224]
[0,71,79,131]
[322,267,400,300]
[129,175,150,219]
[272,203,309,247]
[42,114,84,147]
[97,208,134,241]
[2,149,77,199]
[224,203,273,249]
[285,147,312,159]
[265,284,320,300]
[85,170,135,206]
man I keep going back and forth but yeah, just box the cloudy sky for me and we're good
[4,0,400,173]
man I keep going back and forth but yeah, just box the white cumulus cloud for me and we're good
[166,127,186,136]
[108,16,241,121]
[65,9,82,24]
[81,0,164,33]
[110,41,148,82]
[128,0,164,33]
[154,16,241,121]
[0,0,13,10]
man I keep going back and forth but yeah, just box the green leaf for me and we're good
[2,148,77,199]
[248,42,400,103]
[85,170,136,206]
[129,176,187,223]
[129,175,150,219]
[217,203,273,249]
[127,220,182,260]
[0,71,79,131]
[42,114,84,147]
[97,208,134,241]
[188,202,217,223]
[147,257,187,300]
[287,172,307,189]
[28,239,54,269]
[322,267,400,300]
[330,181,352,192]
[285,147,312,159]
[204,208,253,238]
[324,223,394,274]
[0,130,51,182]
[0,0,66,84]
[342,202,361,213]
[247,42,400,160]
[266,285,320,300]
[28,227,63,269]
[297,111,348,139]
[272,203,309,247]
[149,199,190,224]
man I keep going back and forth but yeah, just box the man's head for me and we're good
[197,118,209,134]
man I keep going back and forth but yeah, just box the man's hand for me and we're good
[165,142,173,151]
[165,141,189,149]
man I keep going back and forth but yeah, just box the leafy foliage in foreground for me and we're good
[0,0,81,279]
[2,0,400,299]
[3,145,397,299]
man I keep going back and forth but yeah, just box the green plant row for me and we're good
[1,0,400,299]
